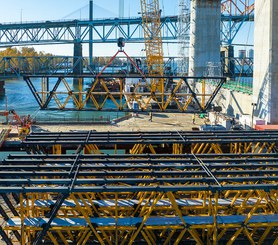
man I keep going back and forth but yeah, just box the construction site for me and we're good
[0,0,277,244]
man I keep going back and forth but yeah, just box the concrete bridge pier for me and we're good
[188,0,221,77]
[254,0,278,124]
[73,41,83,86]
[73,41,83,75]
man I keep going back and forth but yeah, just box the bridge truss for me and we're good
[221,0,254,45]
[0,130,277,244]
[0,14,253,47]
[22,74,225,112]
[0,55,253,79]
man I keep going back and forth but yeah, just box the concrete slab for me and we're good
[31,113,205,132]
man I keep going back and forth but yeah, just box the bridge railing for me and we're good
[0,56,252,78]
[0,56,179,77]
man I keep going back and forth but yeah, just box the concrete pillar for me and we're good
[89,0,93,67]
[188,0,221,77]
[221,45,234,78]
[73,41,83,75]
[73,41,83,86]
[253,0,278,124]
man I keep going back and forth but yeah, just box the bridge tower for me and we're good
[253,0,278,124]
[188,0,221,77]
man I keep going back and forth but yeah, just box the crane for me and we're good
[140,0,164,98]
[9,109,32,138]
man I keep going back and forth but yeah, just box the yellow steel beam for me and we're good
[166,191,186,225]
[163,229,176,245]
[273,233,278,245]
[173,229,187,245]
[70,194,105,245]
[82,231,93,245]
[148,144,156,154]
[243,228,255,245]
[57,230,69,245]
[237,191,254,215]
[52,145,62,154]
[226,227,244,245]
[84,144,101,154]
[213,191,218,245]
[47,231,59,245]
[141,230,153,245]
[128,192,164,245]
[20,193,25,245]
[244,196,263,225]
[101,230,113,245]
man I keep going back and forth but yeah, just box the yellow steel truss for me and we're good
[48,141,276,155]
[140,0,164,94]
[4,190,278,244]
[2,131,278,244]
[26,74,225,112]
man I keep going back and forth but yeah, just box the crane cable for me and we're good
[175,129,222,187]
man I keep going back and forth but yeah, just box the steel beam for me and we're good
[0,15,254,47]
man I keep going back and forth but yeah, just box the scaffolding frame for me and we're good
[0,149,278,244]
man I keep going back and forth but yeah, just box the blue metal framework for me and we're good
[0,55,253,78]
[0,17,177,47]
[0,15,253,47]
[221,14,254,45]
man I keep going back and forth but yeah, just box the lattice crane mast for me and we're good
[140,0,164,95]
[221,0,254,16]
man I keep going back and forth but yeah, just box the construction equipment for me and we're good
[9,109,32,138]
[140,0,164,95]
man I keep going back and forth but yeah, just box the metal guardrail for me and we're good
[33,115,112,124]
[0,55,253,79]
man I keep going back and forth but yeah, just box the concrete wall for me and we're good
[188,0,221,77]
[196,83,253,118]
[253,0,278,123]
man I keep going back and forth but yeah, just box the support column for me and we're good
[89,0,93,67]
[73,41,83,75]
[253,0,278,124]
[73,41,83,85]
[188,0,221,77]
[221,45,234,78]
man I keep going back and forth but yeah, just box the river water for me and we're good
[0,77,125,123]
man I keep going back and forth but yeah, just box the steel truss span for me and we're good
[0,14,254,47]
[23,74,226,112]
[0,56,253,80]
[0,148,277,244]
[23,130,278,153]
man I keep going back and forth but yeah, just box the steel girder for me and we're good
[221,14,254,45]
[23,130,278,149]
[0,56,253,79]
[0,152,277,244]
[0,17,177,47]
[22,74,225,112]
[0,15,253,47]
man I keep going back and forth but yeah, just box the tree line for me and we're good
[0,47,130,73]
